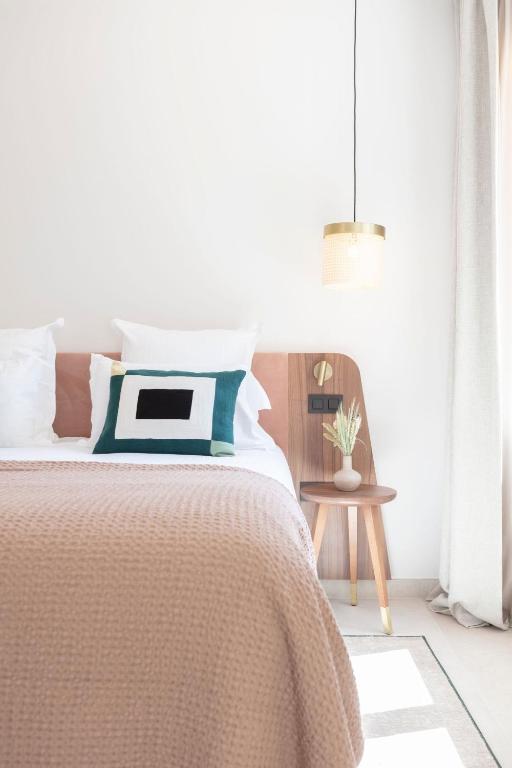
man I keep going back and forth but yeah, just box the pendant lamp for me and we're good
[322,0,385,289]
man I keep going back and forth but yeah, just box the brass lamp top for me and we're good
[323,222,386,239]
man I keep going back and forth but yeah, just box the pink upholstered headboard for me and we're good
[54,353,289,455]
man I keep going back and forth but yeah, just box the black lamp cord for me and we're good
[353,0,357,223]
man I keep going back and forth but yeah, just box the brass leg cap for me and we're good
[380,606,393,635]
[350,583,358,606]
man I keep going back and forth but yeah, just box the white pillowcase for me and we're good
[88,354,275,452]
[232,375,276,451]
[0,319,64,446]
[112,320,276,451]
[107,320,276,451]
[113,319,258,372]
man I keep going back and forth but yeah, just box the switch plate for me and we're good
[307,394,343,414]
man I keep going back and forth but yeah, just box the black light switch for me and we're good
[307,394,343,414]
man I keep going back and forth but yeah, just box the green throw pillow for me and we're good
[93,367,246,457]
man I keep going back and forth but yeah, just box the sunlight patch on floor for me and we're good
[350,649,433,715]
[359,728,465,767]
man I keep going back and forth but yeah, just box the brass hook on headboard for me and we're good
[313,360,333,387]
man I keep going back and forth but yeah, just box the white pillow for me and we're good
[112,321,276,451]
[113,319,258,372]
[232,376,276,451]
[0,319,63,446]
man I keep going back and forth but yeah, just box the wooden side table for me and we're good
[300,483,397,635]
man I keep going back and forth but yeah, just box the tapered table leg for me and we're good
[311,504,329,563]
[363,505,393,634]
[347,506,358,605]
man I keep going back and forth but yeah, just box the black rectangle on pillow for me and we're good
[135,388,194,420]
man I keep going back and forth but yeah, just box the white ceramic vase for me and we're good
[333,454,362,492]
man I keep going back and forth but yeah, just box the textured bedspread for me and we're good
[0,461,363,767]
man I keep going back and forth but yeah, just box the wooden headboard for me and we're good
[287,353,390,581]
[54,351,389,580]
[54,352,289,452]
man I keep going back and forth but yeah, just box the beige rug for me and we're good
[345,636,499,768]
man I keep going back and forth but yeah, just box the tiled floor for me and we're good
[329,597,512,768]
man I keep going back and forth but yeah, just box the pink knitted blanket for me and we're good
[0,461,362,767]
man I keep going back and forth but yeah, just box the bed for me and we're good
[0,353,363,768]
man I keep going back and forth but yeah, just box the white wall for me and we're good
[0,0,456,577]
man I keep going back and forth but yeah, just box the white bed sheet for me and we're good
[0,439,296,496]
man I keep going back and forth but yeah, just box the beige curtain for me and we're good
[500,0,512,618]
[429,0,508,629]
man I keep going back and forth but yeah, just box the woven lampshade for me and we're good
[322,222,385,289]
[322,0,386,289]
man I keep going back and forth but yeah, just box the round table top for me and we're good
[300,482,397,506]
